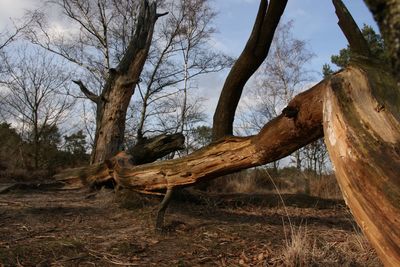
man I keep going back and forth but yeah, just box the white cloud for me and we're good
[0,0,39,28]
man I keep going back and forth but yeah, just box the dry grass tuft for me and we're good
[282,226,323,266]
[206,168,343,200]
[308,173,342,199]
[281,226,382,267]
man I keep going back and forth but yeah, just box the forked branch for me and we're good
[55,79,326,191]
[332,0,370,58]
[212,0,288,140]
[72,80,100,103]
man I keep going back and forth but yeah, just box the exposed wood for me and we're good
[56,79,325,191]
[324,65,400,267]
[58,65,400,266]
[156,188,174,231]
[90,0,159,164]
[54,1,400,265]
[55,133,185,189]
[212,0,288,140]
[129,133,185,165]
[327,3,400,265]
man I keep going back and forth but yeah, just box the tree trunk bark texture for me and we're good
[56,133,185,189]
[212,0,288,140]
[56,0,400,263]
[363,0,400,83]
[56,64,400,265]
[324,65,400,266]
[57,78,325,190]
[90,1,158,164]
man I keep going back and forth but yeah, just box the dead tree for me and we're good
[56,0,400,265]
[212,0,288,140]
[40,0,167,164]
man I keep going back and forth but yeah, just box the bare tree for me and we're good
[0,47,74,169]
[239,20,314,132]
[56,0,400,264]
[27,0,141,89]
[133,0,231,142]
[27,0,165,163]
[0,14,37,51]
[212,0,288,140]
[300,139,329,176]
[238,20,314,172]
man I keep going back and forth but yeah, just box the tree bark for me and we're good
[56,1,400,264]
[89,0,159,164]
[55,133,185,189]
[212,0,287,140]
[324,65,400,266]
[363,0,400,83]
[57,65,400,265]
[327,2,400,265]
[56,79,325,190]
[128,133,185,165]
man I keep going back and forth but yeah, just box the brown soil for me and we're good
[0,183,382,266]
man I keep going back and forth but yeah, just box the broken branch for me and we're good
[72,80,100,103]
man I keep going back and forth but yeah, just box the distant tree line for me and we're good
[0,122,88,176]
[0,0,385,179]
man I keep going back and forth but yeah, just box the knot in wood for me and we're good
[282,106,298,118]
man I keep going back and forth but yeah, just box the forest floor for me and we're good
[0,182,382,266]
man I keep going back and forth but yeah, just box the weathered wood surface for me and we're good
[329,3,400,264]
[55,133,185,189]
[129,133,185,165]
[55,0,400,264]
[56,78,326,191]
[56,65,400,265]
[324,65,400,266]
[86,0,160,164]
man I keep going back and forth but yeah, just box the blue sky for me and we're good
[212,0,376,74]
[1,0,378,124]
[194,0,378,115]
[1,0,377,78]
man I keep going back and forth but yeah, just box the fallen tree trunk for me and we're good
[116,81,325,191]
[56,64,400,264]
[55,133,185,189]
[55,78,325,191]
[129,133,185,165]
[54,0,400,263]
[324,64,400,266]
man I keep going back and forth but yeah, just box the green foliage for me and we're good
[30,124,61,170]
[331,48,351,69]
[0,122,24,170]
[322,64,334,78]
[324,24,388,72]
[62,130,89,167]
[64,130,87,156]
[38,125,61,148]
[0,123,89,178]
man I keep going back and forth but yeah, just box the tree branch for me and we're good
[72,80,100,103]
[117,1,157,75]
[332,0,370,58]
[212,0,288,140]
[156,12,169,18]
[363,0,400,82]
[55,77,325,191]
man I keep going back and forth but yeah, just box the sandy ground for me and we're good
[0,184,382,266]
